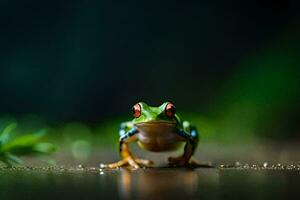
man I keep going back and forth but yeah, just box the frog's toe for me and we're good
[168,156,189,167]
[100,159,129,169]
[126,157,140,169]
[135,159,154,167]
[189,159,201,166]
[189,160,214,168]
[100,158,153,169]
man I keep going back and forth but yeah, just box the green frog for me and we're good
[102,102,199,168]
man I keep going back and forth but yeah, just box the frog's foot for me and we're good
[168,156,190,167]
[100,159,128,169]
[168,155,202,167]
[135,158,154,167]
[100,157,154,169]
[168,157,213,168]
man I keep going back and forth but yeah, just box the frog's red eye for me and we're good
[132,103,141,118]
[165,103,176,117]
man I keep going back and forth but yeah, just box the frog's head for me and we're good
[131,102,178,125]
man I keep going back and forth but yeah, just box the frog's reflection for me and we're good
[118,169,200,200]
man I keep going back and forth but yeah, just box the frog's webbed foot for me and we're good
[135,158,154,167]
[168,156,190,167]
[101,157,154,169]
[168,156,212,168]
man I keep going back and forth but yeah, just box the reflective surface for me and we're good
[0,167,299,200]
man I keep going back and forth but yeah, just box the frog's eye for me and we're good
[165,103,176,117]
[132,103,142,118]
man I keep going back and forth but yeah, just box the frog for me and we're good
[101,102,199,168]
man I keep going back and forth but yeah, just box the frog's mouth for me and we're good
[135,120,176,127]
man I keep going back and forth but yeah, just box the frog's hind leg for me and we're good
[168,124,199,167]
[102,141,154,169]
[101,125,154,169]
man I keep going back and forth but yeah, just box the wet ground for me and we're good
[1,142,300,200]
[0,165,299,200]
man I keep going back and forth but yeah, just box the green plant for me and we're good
[0,123,56,166]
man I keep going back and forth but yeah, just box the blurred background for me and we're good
[0,0,299,165]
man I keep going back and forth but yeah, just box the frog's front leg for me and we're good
[168,122,199,167]
[101,124,153,169]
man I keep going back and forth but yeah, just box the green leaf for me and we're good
[0,123,17,146]
[1,129,47,153]
[0,126,56,166]
[33,143,56,154]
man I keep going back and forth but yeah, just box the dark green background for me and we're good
[0,0,299,139]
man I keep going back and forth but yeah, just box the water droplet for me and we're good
[99,163,105,168]
[244,164,250,169]
[235,161,241,167]
[263,162,268,168]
